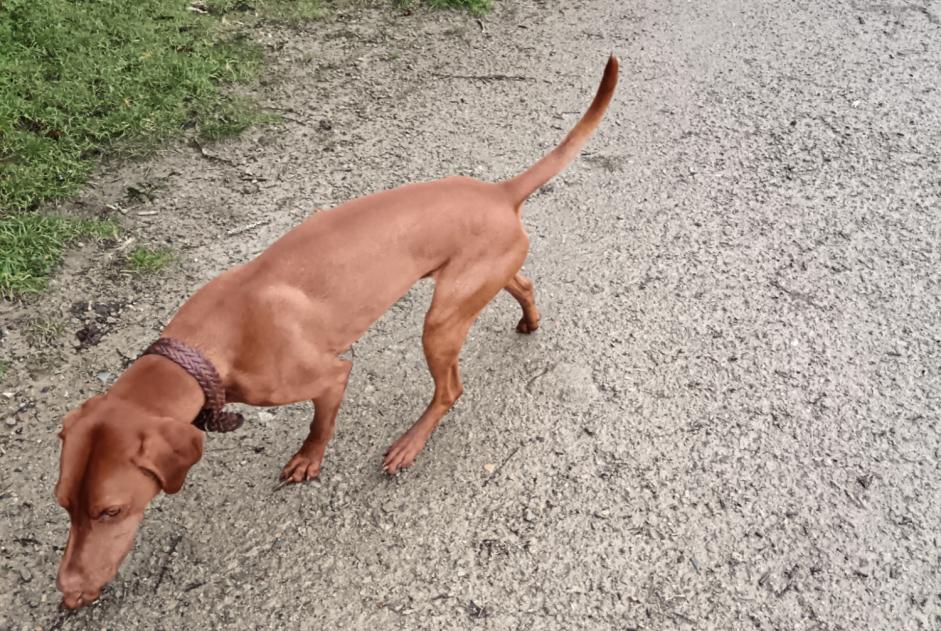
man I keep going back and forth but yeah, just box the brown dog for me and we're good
[54,55,618,609]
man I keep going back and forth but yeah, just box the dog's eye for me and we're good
[98,507,122,520]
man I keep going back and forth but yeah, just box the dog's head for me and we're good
[54,394,203,609]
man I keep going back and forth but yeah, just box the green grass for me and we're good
[0,0,310,296]
[0,214,118,298]
[127,246,176,274]
[0,0,488,297]
[0,0,271,212]
[211,0,328,22]
[25,316,66,347]
[398,0,492,14]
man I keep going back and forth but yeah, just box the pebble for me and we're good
[19,568,32,582]
[96,371,112,383]
[5,417,16,427]
[483,463,496,474]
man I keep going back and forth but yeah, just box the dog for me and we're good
[53,55,618,609]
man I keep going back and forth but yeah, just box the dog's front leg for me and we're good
[280,358,352,483]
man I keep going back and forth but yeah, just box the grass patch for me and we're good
[0,0,486,298]
[127,246,176,274]
[25,316,66,347]
[0,214,118,298]
[210,0,328,22]
[0,360,8,379]
[0,0,320,297]
[0,0,271,213]
[397,0,492,14]
[0,0,330,214]
[196,94,278,141]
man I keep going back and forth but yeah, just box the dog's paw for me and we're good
[516,317,539,334]
[280,451,323,483]
[383,429,429,475]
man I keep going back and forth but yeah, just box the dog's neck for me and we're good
[107,355,205,424]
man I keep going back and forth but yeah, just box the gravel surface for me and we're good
[0,0,939,629]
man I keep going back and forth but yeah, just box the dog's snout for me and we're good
[57,563,101,609]
[60,590,84,610]
[60,589,100,610]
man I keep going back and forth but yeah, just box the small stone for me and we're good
[96,372,112,384]
[19,568,32,582]
[5,417,16,427]
[257,411,274,423]
[483,463,496,474]
[467,600,487,619]
[2,392,13,399]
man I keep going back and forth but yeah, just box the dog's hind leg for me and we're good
[383,250,524,474]
[382,304,475,475]
[504,272,540,333]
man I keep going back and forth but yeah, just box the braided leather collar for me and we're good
[140,337,244,433]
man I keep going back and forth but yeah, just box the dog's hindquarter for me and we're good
[257,176,523,342]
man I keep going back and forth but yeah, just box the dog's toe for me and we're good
[280,452,323,483]
[516,318,539,334]
[382,449,408,475]
[382,435,425,475]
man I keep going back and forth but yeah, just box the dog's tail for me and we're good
[501,54,619,207]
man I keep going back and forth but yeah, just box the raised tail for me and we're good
[501,55,620,207]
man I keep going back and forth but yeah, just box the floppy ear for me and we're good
[54,397,104,506]
[133,419,204,494]
[58,395,104,435]
[55,414,92,507]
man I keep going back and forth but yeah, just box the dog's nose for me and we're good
[60,589,100,610]
[61,591,85,610]
[58,572,100,610]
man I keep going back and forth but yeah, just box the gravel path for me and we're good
[1,1,939,629]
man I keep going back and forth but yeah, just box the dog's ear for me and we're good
[54,397,105,507]
[133,419,204,494]
[58,395,104,437]
[55,418,92,508]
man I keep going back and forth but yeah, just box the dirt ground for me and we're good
[1,0,940,629]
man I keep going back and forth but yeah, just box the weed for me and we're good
[0,214,119,297]
[126,178,168,204]
[0,360,8,379]
[127,246,176,274]
[396,0,493,15]
[197,95,278,141]
[209,0,327,22]
[25,317,66,348]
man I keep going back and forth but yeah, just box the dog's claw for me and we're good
[271,478,292,493]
